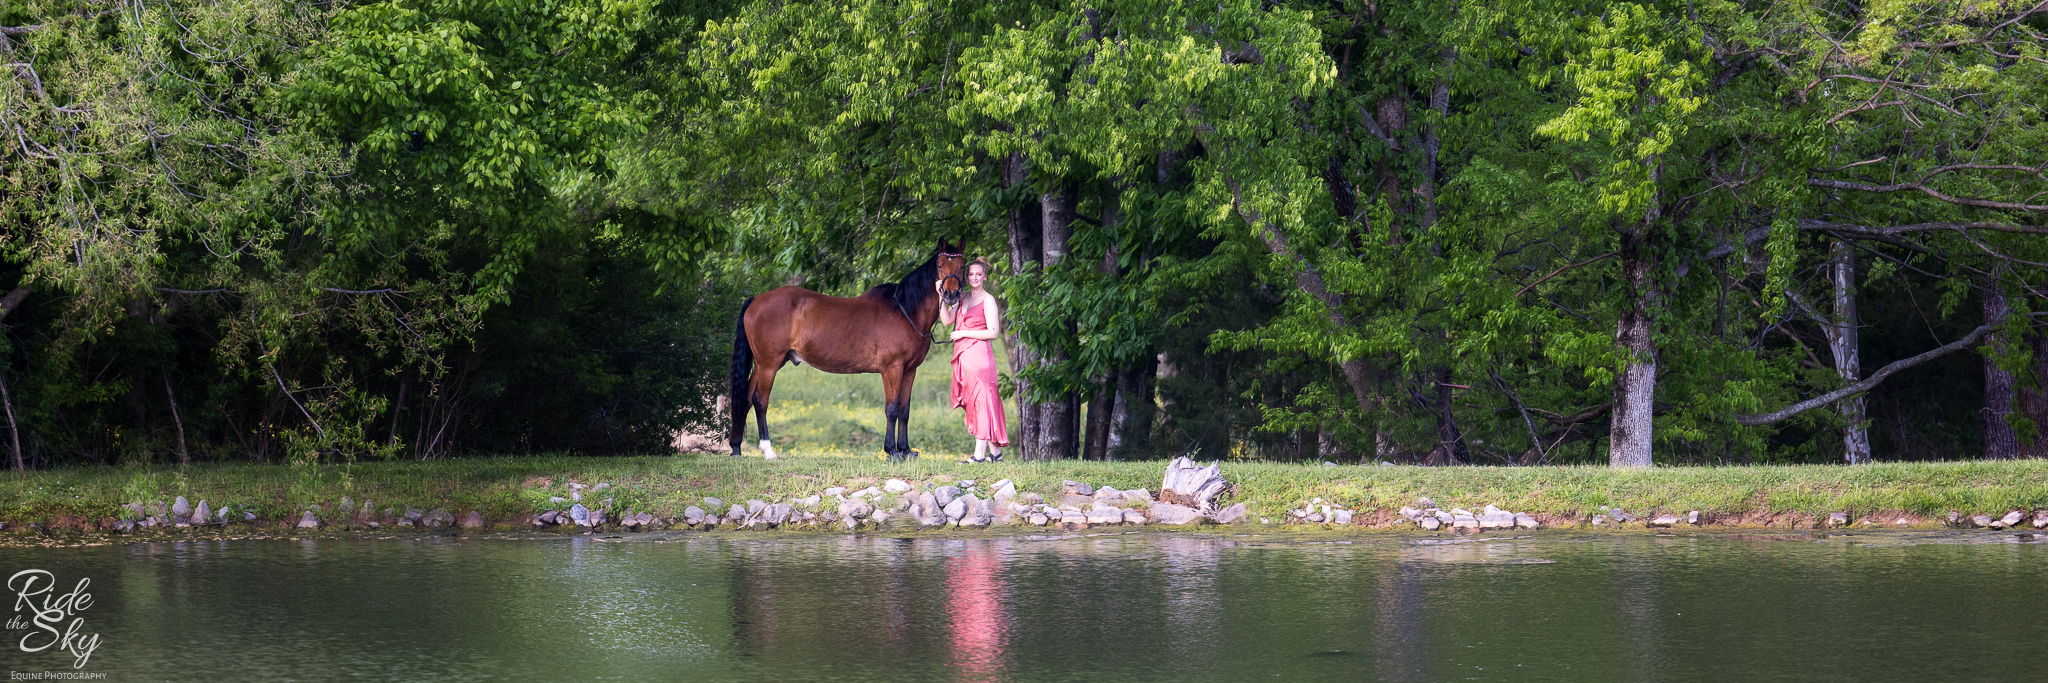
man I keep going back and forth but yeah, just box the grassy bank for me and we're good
[5,455,2047,532]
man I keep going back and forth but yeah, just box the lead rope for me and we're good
[903,272,964,344]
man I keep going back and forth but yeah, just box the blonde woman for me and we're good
[937,258,1008,462]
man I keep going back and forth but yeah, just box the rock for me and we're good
[1415,497,1436,508]
[1018,492,1044,504]
[537,510,559,526]
[1451,514,1479,530]
[1087,504,1124,525]
[571,490,582,502]
[1323,461,1339,467]
[244,512,257,522]
[1028,512,1050,526]
[1059,510,1091,530]
[1481,510,1516,529]
[724,504,746,525]
[1420,517,1442,531]
[1514,513,1541,530]
[1895,517,1912,525]
[1826,512,1850,528]
[592,483,609,492]
[1121,488,1152,504]
[172,497,193,527]
[1687,510,1701,525]
[1611,510,1636,524]
[2035,513,2048,529]
[1398,506,1421,521]
[775,503,798,525]
[824,487,846,497]
[1450,508,1472,517]
[406,506,424,522]
[747,499,767,516]
[943,498,967,521]
[960,514,992,529]
[461,511,485,529]
[2002,511,2024,527]
[1648,514,1680,528]
[935,486,961,507]
[840,499,874,520]
[682,506,705,525]
[1592,514,1608,526]
[869,510,892,526]
[1972,515,1995,528]
[570,504,593,527]
[192,500,212,526]
[841,514,862,530]
[1123,509,1148,525]
[426,508,455,528]
[296,511,321,529]
[884,479,913,493]
[917,491,941,514]
[703,497,724,510]
[1093,486,1122,502]
[1159,457,1229,510]
[549,497,568,504]
[991,480,1017,499]
[1062,480,1095,497]
[1147,502,1206,525]
[1334,509,1353,525]
[114,519,133,533]
[800,495,822,509]
[1305,512,1325,523]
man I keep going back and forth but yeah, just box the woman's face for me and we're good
[968,264,988,290]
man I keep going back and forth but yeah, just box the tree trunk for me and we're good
[389,374,409,447]
[1085,380,1113,461]
[1984,287,2019,459]
[2020,331,2048,459]
[1827,242,1870,464]
[1037,181,1080,460]
[0,287,28,471]
[1,373,21,471]
[1110,355,1156,457]
[1001,153,1045,459]
[164,373,189,465]
[1424,367,1469,465]
[1609,229,1658,468]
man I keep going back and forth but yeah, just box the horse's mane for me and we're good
[867,248,942,315]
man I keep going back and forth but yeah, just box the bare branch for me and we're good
[1806,178,2048,212]
[1735,313,2048,425]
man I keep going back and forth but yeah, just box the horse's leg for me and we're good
[751,362,781,460]
[880,367,906,460]
[897,367,918,459]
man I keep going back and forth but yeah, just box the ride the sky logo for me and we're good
[7,570,103,669]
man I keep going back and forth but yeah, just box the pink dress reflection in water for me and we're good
[946,543,1009,682]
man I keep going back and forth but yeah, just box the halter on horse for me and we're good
[729,241,968,461]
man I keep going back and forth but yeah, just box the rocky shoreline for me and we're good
[7,458,2047,541]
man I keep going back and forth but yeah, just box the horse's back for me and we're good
[745,286,920,374]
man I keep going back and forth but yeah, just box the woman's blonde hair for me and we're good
[968,257,995,279]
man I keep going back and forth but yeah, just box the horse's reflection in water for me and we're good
[728,240,967,460]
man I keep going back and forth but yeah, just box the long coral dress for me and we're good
[950,299,1009,447]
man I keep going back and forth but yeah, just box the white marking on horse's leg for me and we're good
[760,440,778,459]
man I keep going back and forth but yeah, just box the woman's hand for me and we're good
[949,330,967,341]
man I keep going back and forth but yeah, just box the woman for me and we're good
[938,258,1009,462]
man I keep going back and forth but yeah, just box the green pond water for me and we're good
[2,530,2044,681]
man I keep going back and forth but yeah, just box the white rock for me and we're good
[1333,509,1353,525]
[1827,512,1851,528]
[2034,513,2048,529]
[1087,504,1123,525]
[1123,509,1148,525]
[192,500,212,526]
[1398,506,1421,521]
[296,511,320,529]
[884,479,913,493]
[1514,512,1541,529]
[824,487,847,497]
[1420,517,1442,531]
[2001,510,2025,527]
[1028,513,1050,526]
[1147,503,1205,525]
[944,498,968,521]
[1687,510,1701,525]
[1648,514,1681,528]
[1122,488,1152,504]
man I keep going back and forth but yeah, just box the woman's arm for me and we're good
[936,282,955,325]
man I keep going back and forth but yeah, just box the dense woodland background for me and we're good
[3,0,2046,468]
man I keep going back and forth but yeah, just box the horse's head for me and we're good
[935,240,967,307]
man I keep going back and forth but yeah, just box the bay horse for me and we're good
[730,241,968,461]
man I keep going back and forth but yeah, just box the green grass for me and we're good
[5,455,2047,531]
[736,343,1021,457]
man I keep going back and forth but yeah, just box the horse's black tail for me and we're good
[728,296,755,456]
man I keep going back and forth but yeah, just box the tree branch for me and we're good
[1515,251,1618,298]
[1806,178,2048,213]
[1734,314,2044,425]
